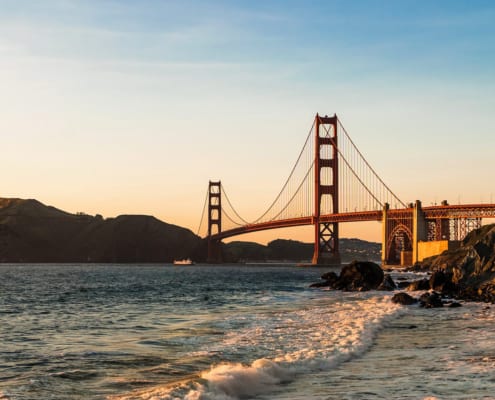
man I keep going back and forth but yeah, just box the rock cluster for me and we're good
[391,292,416,305]
[310,260,396,291]
[411,224,495,303]
[311,259,464,308]
[391,291,461,308]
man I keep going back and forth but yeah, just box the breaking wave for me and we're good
[110,294,403,400]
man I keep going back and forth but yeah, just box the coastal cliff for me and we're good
[414,223,495,302]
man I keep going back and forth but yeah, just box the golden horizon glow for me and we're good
[1,2,494,245]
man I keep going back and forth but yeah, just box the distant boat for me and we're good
[173,258,194,265]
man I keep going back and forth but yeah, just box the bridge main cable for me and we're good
[252,120,316,224]
[337,120,406,208]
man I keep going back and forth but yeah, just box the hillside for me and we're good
[0,198,381,263]
[0,198,203,262]
[223,237,380,263]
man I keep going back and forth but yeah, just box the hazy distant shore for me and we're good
[0,197,379,263]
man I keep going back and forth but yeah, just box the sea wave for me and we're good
[109,294,403,400]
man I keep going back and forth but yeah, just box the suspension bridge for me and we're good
[197,114,495,266]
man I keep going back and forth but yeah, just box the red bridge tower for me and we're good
[312,114,341,264]
[207,181,222,263]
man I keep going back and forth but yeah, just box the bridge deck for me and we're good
[208,204,495,241]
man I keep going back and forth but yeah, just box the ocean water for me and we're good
[0,264,494,400]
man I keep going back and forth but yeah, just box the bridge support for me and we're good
[382,200,494,266]
[381,203,389,266]
[312,114,341,265]
[381,203,414,266]
[207,239,222,264]
[412,200,427,264]
[382,201,427,266]
[207,181,223,263]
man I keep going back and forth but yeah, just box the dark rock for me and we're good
[479,281,495,299]
[310,260,384,292]
[457,286,480,302]
[417,224,495,302]
[391,292,417,305]
[309,271,339,289]
[310,271,339,288]
[321,271,339,284]
[309,281,331,288]
[429,271,453,292]
[397,280,413,289]
[338,260,384,291]
[406,262,429,272]
[419,292,444,308]
[448,302,462,308]
[377,274,396,291]
[418,291,433,303]
[407,278,430,291]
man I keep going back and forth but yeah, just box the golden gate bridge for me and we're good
[197,114,495,266]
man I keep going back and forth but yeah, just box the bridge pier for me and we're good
[412,200,427,264]
[382,200,468,267]
[381,204,388,266]
[312,221,341,265]
[381,202,415,266]
[207,239,222,264]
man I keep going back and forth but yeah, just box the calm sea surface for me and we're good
[1,264,494,399]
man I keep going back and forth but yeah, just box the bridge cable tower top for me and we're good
[198,113,406,240]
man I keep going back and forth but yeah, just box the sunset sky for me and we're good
[1,1,494,243]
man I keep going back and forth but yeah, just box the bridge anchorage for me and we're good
[198,113,495,266]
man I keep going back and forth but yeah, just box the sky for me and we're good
[1,0,494,244]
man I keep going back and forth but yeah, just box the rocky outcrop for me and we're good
[416,224,495,302]
[338,261,384,290]
[391,292,417,305]
[406,278,430,291]
[418,292,444,308]
[377,274,397,291]
[392,290,462,308]
[310,260,389,291]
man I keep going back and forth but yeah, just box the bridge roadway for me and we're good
[209,203,495,241]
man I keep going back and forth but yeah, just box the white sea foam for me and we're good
[110,294,403,400]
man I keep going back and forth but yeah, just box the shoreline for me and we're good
[271,300,495,399]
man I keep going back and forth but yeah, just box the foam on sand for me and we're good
[109,295,403,400]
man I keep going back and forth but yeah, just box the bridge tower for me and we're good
[207,181,222,263]
[312,114,341,265]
